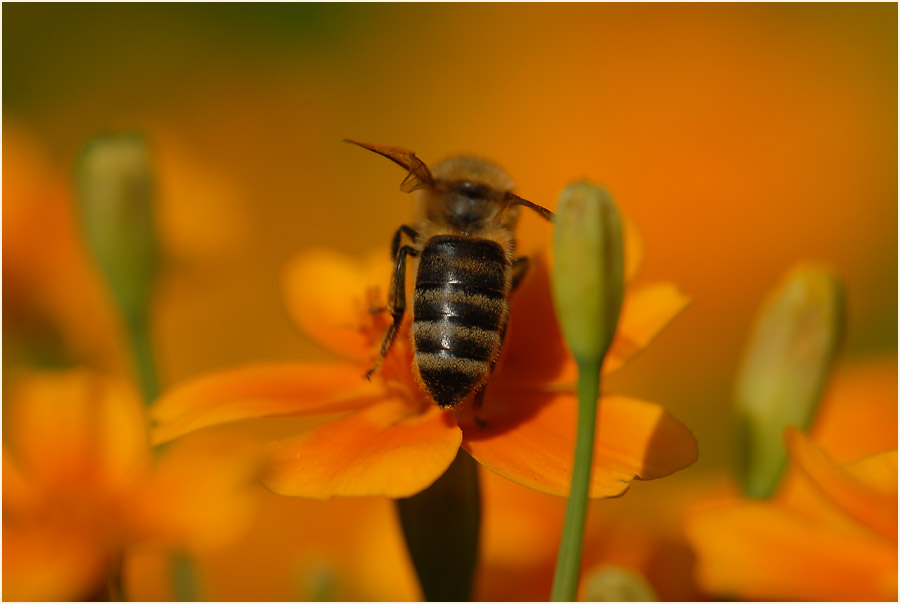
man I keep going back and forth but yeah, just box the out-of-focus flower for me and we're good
[151,222,696,500]
[2,370,262,601]
[686,262,894,601]
[687,432,897,601]
[126,487,422,601]
[686,354,898,601]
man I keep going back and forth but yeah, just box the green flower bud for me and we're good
[735,265,844,499]
[549,184,626,601]
[582,565,658,602]
[551,182,625,368]
[76,133,158,321]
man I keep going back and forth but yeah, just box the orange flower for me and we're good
[2,370,262,601]
[151,230,697,499]
[686,357,898,601]
[126,489,423,601]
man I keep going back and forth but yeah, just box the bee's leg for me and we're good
[391,224,420,259]
[511,256,530,291]
[370,226,419,315]
[365,244,419,380]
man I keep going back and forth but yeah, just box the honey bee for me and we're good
[347,140,554,409]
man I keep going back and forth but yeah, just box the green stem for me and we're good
[171,553,200,602]
[125,309,160,404]
[123,308,199,602]
[396,448,481,601]
[551,360,602,601]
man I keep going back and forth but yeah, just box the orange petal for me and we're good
[496,259,688,389]
[283,248,392,363]
[786,428,898,540]
[262,399,462,499]
[686,499,898,601]
[460,391,697,497]
[812,356,898,462]
[7,370,151,494]
[127,431,263,552]
[2,446,34,514]
[605,282,691,373]
[3,519,111,602]
[494,255,573,386]
[151,363,384,444]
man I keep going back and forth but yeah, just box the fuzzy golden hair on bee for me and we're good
[429,155,515,193]
[345,138,554,409]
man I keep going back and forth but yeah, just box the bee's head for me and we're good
[343,140,537,233]
[419,156,520,233]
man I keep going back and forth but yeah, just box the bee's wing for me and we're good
[343,139,435,193]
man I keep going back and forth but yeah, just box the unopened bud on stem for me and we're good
[76,133,161,406]
[549,183,626,602]
[551,182,625,369]
[76,134,158,322]
[735,264,844,499]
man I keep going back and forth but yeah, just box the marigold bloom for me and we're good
[2,370,262,601]
[152,218,696,500]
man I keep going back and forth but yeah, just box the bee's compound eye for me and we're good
[457,181,491,200]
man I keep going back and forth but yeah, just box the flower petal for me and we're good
[605,282,691,373]
[127,431,263,552]
[283,248,391,363]
[151,363,384,444]
[786,428,898,540]
[686,499,898,601]
[7,370,150,493]
[493,256,574,385]
[812,356,898,462]
[496,256,688,389]
[3,446,34,514]
[460,391,697,497]
[3,519,111,602]
[262,399,462,499]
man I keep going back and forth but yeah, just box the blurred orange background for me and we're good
[4,4,896,600]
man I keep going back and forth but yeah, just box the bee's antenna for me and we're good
[504,192,555,222]
[344,139,435,193]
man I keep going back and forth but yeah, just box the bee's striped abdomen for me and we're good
[412,235,511,408]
